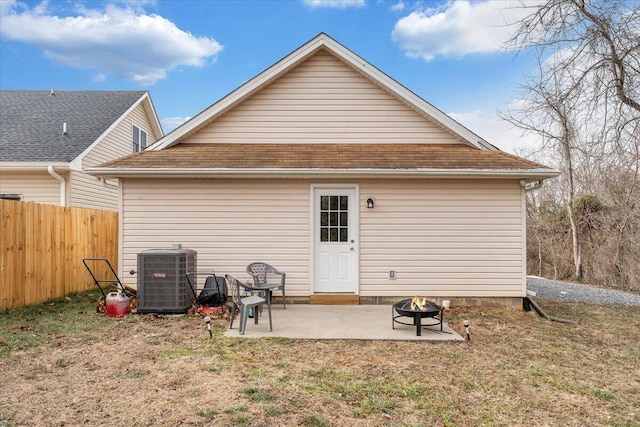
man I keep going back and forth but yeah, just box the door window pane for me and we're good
[330,212,338,226]
[330,196,338,210]
[320,194,348,243]
[340,196,348,210]
[321,212,328,227]
[321,196,328,210]
[340,212,348,227]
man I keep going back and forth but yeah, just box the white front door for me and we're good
[312,186,358,293]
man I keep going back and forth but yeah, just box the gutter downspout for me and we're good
[100,178,120,188]
[48,165,66,207]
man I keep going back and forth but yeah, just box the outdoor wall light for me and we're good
[366,198,374,209]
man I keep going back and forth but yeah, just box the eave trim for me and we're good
[0,162,70,172]
[87,167,561,180]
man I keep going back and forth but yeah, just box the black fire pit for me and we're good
[392,298,444,336]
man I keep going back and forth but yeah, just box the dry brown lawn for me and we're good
[1,290,639,427]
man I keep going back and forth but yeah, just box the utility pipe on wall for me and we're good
[520,179,544,192]
[47,165,66,207]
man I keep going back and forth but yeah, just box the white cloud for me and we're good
[392,0,535,61]
[303,0,365,9]
[0,0,18,16]
[0,2,223,85]
[161,116,191,133]
[92,73,107,83]
[449,109,541,154]
[390,2,405,12]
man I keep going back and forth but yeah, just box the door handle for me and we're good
[350,247,354,251]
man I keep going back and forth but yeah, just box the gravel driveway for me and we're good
[527,276,640,306]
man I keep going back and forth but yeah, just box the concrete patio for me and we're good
[223,304,464,342]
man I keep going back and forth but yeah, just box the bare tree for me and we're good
[509,0,640,113]
[502,0,639,283]
[504,62,585,278]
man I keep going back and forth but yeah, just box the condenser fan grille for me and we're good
[137,249,196,314]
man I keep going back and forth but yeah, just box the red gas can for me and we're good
[105,292,131,317]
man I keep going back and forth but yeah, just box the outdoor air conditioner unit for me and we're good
[137,248,197,314]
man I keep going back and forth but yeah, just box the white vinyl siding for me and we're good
[69,102,158,211]
[120,178,525,298]
[359,179,525,297]
[185,50,461,145]
[0,172,65,205]
[120,179,311,292]
[68,171,119,211]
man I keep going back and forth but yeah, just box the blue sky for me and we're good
[0,0,543,153]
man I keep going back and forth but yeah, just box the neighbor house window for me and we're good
[132,125,147,153]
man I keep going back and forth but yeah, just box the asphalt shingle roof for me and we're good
[0,90,146,162]
[101,143,550,170]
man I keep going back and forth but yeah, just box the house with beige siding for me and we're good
[89,34,559,306]
[0,90,162,211]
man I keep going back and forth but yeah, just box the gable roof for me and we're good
[95,143,558,179]
[0,90,162,163]
[88,33,559,181]
[151,33,494,152]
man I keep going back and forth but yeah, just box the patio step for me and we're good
[309,294,360,305]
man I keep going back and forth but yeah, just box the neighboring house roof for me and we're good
[0,90,162,163]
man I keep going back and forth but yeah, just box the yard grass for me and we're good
[1,290,639,426]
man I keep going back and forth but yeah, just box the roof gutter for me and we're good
[87,167,561,181]
[47,165,66,207]
[0,162,70,172]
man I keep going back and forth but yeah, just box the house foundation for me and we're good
[271,296,523,309]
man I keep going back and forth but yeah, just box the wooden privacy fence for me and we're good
[0,200,118,311]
